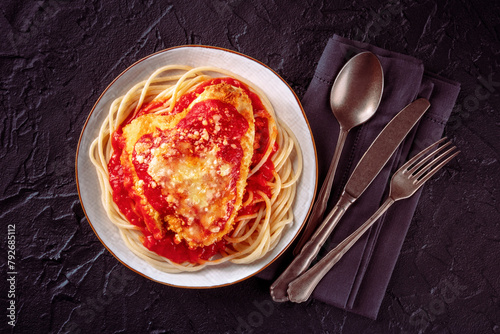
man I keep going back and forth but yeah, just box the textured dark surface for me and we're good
[1,0,499,333]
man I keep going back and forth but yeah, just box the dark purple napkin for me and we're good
[259,35,460,319]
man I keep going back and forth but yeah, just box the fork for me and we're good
[286,137,460,303]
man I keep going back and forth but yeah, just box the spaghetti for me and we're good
[90,66,301,272]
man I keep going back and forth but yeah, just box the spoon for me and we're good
[293,52,384,256]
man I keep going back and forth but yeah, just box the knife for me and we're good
[270,98,430,302]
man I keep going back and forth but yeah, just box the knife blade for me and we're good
[270,98,430,302]
[346,97,430,197]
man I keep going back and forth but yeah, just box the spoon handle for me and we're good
[270,192,355,302]
[293,128,349,255]
[287,198,395,303]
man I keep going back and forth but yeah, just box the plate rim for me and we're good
[75,44,318,288]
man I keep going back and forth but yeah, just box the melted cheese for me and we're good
[147,145,230,228]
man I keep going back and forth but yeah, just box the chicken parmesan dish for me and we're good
[90,66,301,272]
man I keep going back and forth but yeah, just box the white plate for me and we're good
[76,45,317,288]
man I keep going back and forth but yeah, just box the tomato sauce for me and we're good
[107,77,278,264]
[143,233,226,264]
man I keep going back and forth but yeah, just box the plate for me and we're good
[76,45,317,288]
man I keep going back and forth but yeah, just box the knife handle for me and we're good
[287,197,395,303]
[270,192,355,302]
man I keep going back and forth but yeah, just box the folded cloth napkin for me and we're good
[258,34,460,319]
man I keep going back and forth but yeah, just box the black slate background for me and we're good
[1,0,499,333]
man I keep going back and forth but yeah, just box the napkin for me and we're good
[259,34,460,319]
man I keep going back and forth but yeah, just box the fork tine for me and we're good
[415,149,460,186]
[408,140,452,175]
[400,137,448,172]
[412,142,454,178]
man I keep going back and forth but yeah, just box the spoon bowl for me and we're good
[330,52,384,130]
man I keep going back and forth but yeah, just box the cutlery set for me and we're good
[271,52,459,303]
